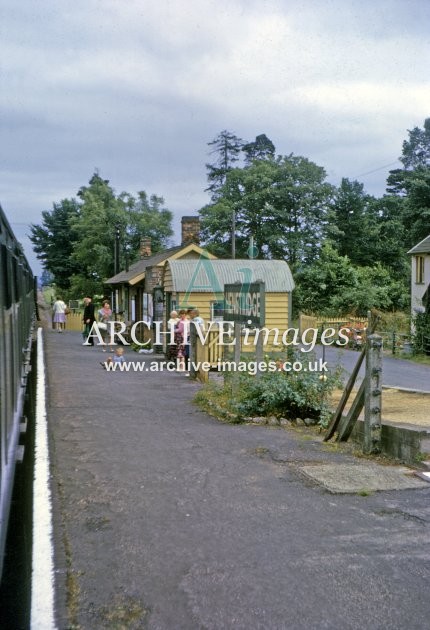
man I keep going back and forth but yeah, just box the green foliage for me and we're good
[200,154,334,265]
[294,243,409,316]
[412,313,430,355]
[30,198,81,290]
[377,311,410,334]
[327,178,374,265]
[30,172,173,296]
[366,195,409,278]
[402,167,430,247]
[333,264,409,314]
[206,130,243,199]
[195,355,343,428]
[125,191,173,257]
[71,173,129,289]
[401,118,430,170]
[387,118,430,194]
[387,119,430,247]
[242,134,275,165]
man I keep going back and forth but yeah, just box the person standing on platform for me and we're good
[191,308,205,330]
[98,300,114,352]
[52,297,67,332]
[82,296,96,346]
[166,310,180,362]
[176,309,189,371]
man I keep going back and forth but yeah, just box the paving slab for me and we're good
[299,463,428,493]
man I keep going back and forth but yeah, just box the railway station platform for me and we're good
[39,312,430,630]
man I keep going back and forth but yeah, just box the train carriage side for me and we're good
[0,205,36,582]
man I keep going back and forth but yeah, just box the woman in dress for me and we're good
[166,310,180,362]
[98,300,113,352]
[176,309,190,371]
[52,297,67,332]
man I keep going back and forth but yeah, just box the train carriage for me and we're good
[0,205,36,581]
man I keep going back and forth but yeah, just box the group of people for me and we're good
[166,308,205,371]
[82,295,125,365]
[53,295,114,346]
[53,296,205,370]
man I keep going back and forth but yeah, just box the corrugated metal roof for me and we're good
[407,234,430,254]
[166,259,295,293]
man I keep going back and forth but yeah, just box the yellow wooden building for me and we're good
[163,258,295,336]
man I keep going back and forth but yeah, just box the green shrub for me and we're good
[195,352,343,428]
[376,311,410,334]
[412,313,430,355]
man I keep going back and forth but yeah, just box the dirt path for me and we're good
[331,388,430,427]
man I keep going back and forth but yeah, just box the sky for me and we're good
[1,0,429,276]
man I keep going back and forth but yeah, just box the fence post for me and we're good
[189,326,197,379]
[255,333,264,378]
[230,322,242,394]
[364,334,382,454]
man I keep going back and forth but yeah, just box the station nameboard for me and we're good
[224,281,265,326]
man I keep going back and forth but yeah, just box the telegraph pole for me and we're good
[232,209,236,259]
[114,224,121,275]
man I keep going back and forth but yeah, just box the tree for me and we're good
[200,154,334,266]
[327,178,376,266]
[327,179,409,281]
[365,195,409,277]
[30,198,81,291]
[69,173,124,294]
[205,130,243,199]
[294,243,409,316]
[398,167,430,248]
[242,133,275,165]
[120,191,173,266]
[293,243,356,313]
[401,118,430,170]
[70,173,173,295]
[31,172,173,297]
[387,118,430,195]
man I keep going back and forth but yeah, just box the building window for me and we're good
[142,293,153,323]
[416,256,425,284]
[210,301,225,321]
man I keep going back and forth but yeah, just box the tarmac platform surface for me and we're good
[44,327,430,630]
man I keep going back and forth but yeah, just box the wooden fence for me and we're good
[194,328,225,382]
[65,311,84,332]
[299,313,368,333]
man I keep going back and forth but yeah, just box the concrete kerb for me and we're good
[383,385,430,395]
[377,387,430,467]
[349,418,430,469]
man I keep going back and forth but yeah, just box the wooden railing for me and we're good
[193,327,225,383]
[299,313,368,333]
[65,311,84,331]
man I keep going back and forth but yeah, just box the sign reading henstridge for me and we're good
[224,281,265,326]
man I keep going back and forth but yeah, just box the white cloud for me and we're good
[1,0,430,276]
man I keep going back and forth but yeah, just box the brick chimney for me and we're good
[181,216,200,246]
[139,238,152,258]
